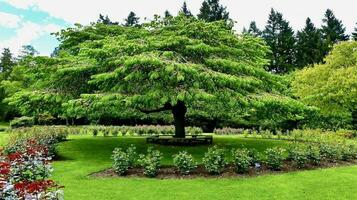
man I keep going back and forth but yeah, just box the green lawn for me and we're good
[1,134,357,200]
[49,135,357,200]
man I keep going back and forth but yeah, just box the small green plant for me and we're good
[288,145,309,168]
[231,148,252,173]
[319,143,342,162]
[340,144,357,161]
[306,145,321,165]
[202,146,227,174]
[138,147,163,177]
[111,148,130,175]
[264,147,286,170]
[126,144,137,167]
[173,151,197,175]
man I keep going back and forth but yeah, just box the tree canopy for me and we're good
[292,41,357,129]
[3,16,309,136]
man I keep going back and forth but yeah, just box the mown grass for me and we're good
[49,135,357,200]
[1,133,357,200]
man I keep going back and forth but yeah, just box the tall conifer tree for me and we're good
[125,11,140,27]
[263,9,296,73]
[321,9,349,53]
[296,18,325,68]
[197,0,229,22]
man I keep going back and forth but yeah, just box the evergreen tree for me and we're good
[263,9,296,74]
[0,48,15,77]
[197,0,229,22]
[179,1,193,17]
[295,18,325,68]
[97,14,118,25]
[125,11,140,27]
[164,10,172,18]
[321,9,349,49]
[247,21,261,36]
[352,23,357,40]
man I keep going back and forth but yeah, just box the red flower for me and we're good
[7,152,22,161]
[0,161,11,175]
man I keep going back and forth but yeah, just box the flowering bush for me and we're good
[203,146,227,174]
[1,138,64,199]
[138,148,163,177]
[264,147,286,170]
[173,151,197,175]
[111,148,130,176]
[232,148,253,173]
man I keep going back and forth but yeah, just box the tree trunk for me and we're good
[172,101,187,138]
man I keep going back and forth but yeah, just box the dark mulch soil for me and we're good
[89,160,357,179]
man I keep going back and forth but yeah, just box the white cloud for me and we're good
[4,0,357,33]
[0,21,61,55]
[0,12,22,28]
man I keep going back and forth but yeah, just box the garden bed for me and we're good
[90,160,357,179]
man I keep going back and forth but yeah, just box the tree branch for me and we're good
[139,102,172,114]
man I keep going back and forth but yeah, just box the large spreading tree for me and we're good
[6,17,308,136]
[292,41,357,130]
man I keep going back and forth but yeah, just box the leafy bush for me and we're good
[306,145,321,165]
[0,139,63,199]
[231,148,253,173]
[264,147,286,170]
[138,148,163,177]
[126,145,137,167]
[339,144,357,161]
[5,127,68,157]
[112,148,130,175]
[318,143,342,162]
[213,128,244,135]
[173,151,197,175]
[288,145,309,168]
[203,146,227,174]
[10,116,34,128]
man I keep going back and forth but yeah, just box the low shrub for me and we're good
[288,145,309,168]
[0,139,63,199]
[339,144,357,161]
[306,145,321,165]
[126,145,137,167]
[264,147,286,170]
[112,148,130,175]
[318,143,342,162]
[173,151,197,175]
[203,146,227,174]
[10,116,34,128]
[138,148,163,177]
[231,148,253,173]
[213,128,244,135]
[5,127,67,157]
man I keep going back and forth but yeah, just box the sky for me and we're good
[0,0,357,56]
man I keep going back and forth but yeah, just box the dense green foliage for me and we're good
[125,12,140,27]
[197,0,230,24]
[2,16,310,135]
[295,18,325,68]
[292,41,357,129]
[263,9,296,73]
